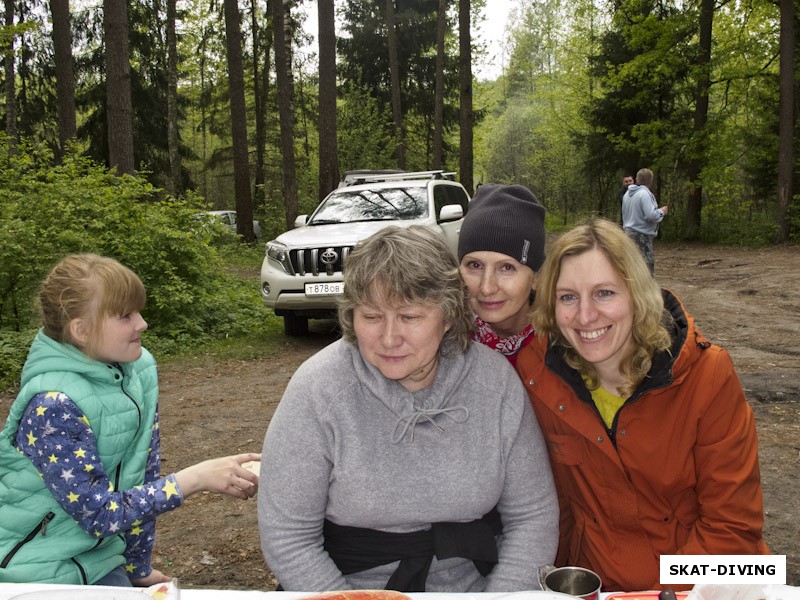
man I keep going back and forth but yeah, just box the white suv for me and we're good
[260,170,471,335]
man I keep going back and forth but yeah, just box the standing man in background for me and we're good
[616,174,634,225]
[622,168,668,274]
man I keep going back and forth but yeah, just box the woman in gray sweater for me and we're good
[258,226,558,592]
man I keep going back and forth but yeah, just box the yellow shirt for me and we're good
[589,383,626,429]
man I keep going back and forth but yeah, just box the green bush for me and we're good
[0,138,267,390]
[699,174,776,245]
[0,330,36,390]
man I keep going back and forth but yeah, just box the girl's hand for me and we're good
[175,452,261,500]
[131,568,171,586]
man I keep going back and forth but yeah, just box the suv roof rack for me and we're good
[339,169,456,187]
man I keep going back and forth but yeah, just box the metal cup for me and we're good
[543,566,602,600]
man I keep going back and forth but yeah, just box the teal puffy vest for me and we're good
[0,331,158,584]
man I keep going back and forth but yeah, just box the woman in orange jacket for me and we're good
[516,219,769,592]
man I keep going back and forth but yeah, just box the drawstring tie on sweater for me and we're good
[391,405,469,443]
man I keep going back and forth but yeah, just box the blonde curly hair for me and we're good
[531,219,672,396]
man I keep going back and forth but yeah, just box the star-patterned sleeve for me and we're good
[15,391,184,579]
[121,404,164,578]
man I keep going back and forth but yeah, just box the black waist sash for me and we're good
[322,507,503,592]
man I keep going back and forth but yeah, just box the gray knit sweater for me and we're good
[258,339,558,592]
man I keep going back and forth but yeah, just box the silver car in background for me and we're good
[198,210,262,240]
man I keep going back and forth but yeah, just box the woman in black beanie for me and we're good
[458,184,547,366]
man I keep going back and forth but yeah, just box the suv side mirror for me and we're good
[294,215,308,228]
[438,204,464,222]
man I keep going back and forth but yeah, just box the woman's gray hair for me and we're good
[338,225,472,353]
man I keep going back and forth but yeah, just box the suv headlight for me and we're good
[265,240,293,274]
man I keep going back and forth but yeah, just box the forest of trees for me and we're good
[1,0,798,245]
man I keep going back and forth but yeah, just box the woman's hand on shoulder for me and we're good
[174,452,261,500]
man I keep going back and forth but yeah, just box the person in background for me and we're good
[458,184,546,366]
[259,225,558,592]
[516,219,769,592]
[0,254,259,586]
[621,167,668,274]
[616,174,634,225]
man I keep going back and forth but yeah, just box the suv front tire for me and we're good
[283,314,309,336]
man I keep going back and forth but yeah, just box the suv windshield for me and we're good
[308,187,429,225]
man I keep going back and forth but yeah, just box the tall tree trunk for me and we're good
[432,0,446,170]
[198,27,210,197]
[318,0,339,200]
[17,3,31,137]
[51,0,76,158]
[777,0,794,243]
[385,0,406,169]
[272,0,298,228]
[224,0,255,242]
[296,63,311,158]
[458,0,473,194]
[4,0,16,154]
[251,0,267,207]
[685,0,713,240]
[166,0,181,196]
[104,0,135,175]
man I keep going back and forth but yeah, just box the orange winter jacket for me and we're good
[516,290,769,592]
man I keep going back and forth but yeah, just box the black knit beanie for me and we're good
[457,184,546,271]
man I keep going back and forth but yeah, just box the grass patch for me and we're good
[157,315,286,367]
[217,242,265,275]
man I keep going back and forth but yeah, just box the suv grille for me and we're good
[290,246,352,276]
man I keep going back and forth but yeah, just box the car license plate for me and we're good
[305,282,344,296]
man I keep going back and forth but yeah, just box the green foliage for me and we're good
[0,330,36,392]
[471,0,794,244]
[2,0,793,246]
[480,99,540,185]
[0,138,270,389]
[74,1,188,190]
[337,83,397,173]
[257,196,296,243]
[338,0,462,168]
[699,166,777,245]
[477,0,594,225]
[582,0,696,176]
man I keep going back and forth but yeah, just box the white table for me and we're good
[0,584,275,600]
[4,585,797,600]
[0,587,577,600]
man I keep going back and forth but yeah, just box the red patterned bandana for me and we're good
[469,315,536,366]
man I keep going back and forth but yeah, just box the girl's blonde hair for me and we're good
[39,253,146,356]
[531,219,672,396]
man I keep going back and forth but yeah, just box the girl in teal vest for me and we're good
[0,254,260,586]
